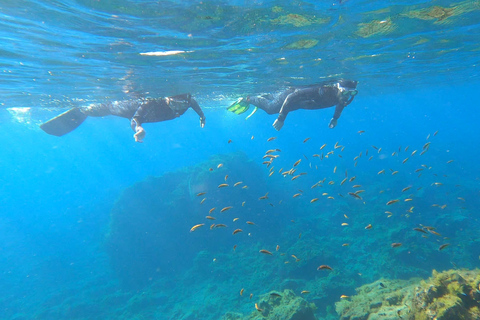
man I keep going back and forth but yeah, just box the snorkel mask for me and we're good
[338,80,358,97]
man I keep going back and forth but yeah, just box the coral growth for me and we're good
[336,269,480,320]
[223,289,317,320]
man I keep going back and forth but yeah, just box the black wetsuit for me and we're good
[248,81,357,124]
[81,93,205,131]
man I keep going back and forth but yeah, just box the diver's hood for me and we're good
[338,80,358,90]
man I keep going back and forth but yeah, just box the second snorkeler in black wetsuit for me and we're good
[227,79,358,131]
[40,93,206,142]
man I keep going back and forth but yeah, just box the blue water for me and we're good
[1,1,480,319]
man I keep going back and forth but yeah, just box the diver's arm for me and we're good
[329,96,352,129]
[131,105,148,142]
[274,88,315,131]
[190,98,206,128]
[329,95,355,128]
[328,105,343,129]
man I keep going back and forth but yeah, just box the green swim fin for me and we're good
[227,98,250,115]
[40,107,88,136]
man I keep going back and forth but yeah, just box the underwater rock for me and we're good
[106,151,266,288]
[223,289,317,320]
[335,269,480,320]
[335,278,418,320]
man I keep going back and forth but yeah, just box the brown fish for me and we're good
[391,243,402,248]
[260,249,273,255]
[365,224,372,230]
[348,192,362,200]
[233,229,243,235]
[218,183,229,188]
[240,288,244,296]
[267,137,277,142]
[221,206,233,212]
[429,230,442,237]
[190,224,205,232]
[303,137,310,143]
[386,199,400,205]
[317,265,333,271]
[206,216,216,220]
[196,192,206,196]
[413,228,427,234]
[439,243,450,251]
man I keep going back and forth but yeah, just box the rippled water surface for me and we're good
[1,0,479,107]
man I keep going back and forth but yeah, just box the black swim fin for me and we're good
[40,107,88,136]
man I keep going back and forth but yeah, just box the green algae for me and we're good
[271,13,329,27]
[403,6,455,22]
[336,269,480,320]
[356,18,395,38]
[284,39,319,49]
[402,0,480,24]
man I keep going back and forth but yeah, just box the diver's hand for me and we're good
[329,118,337,129]
[134,125,146,143]
[273,118,284,131]
[200,117,205,128]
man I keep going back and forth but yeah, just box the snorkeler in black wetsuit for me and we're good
[227,79,358,131]
[40,93,205,142]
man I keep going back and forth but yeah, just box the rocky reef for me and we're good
[336,268,480,320]
[223,289,317,320]
[105,151,267,288]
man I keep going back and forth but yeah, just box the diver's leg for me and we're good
[249,89,293,115]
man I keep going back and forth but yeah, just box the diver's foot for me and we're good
[227,97,250,115]
[273,119,284,131]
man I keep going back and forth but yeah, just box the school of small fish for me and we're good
[189,130,465,310]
